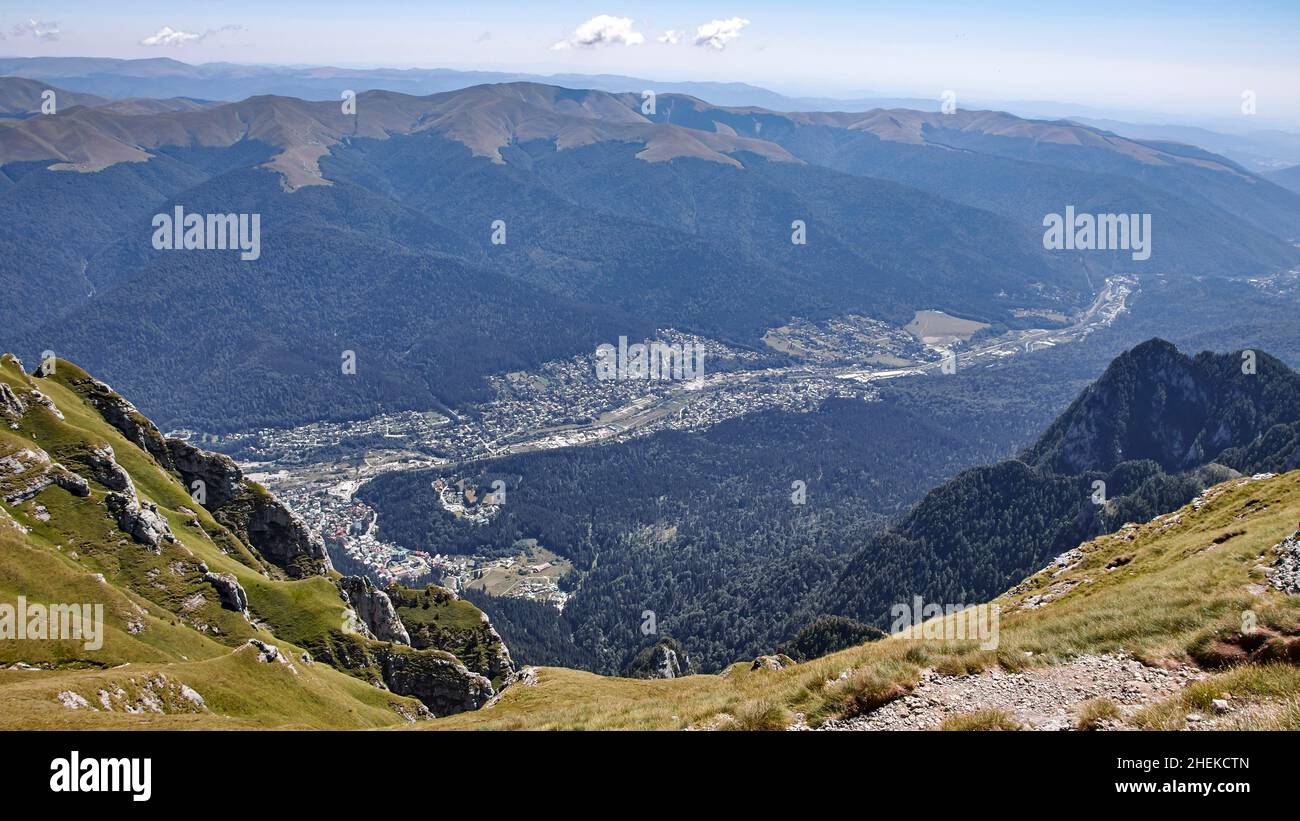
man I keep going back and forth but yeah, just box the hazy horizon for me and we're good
[4,1,1299,126]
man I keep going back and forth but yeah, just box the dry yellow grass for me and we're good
[1076,698,1121,730]
[939,708,1021,731]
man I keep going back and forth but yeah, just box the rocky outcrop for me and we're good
[62,369,234,498]
[1269,529,1300,595]
[622,636,695,679]
[105,492,174,551]
[203,570,249,613]
[2,353,504,725]
[62,371,242,507]
[338,576,411,645]
[163,439,331,578]
[25,389,64,421]
[750,654,796,671]
[295,627,494,716]
[1026,340,1300,475]
[0,382,26,422]
[0,446,57,504]
[480,614,515,682]
[377,646,493,716]
[73,443,135,493]
[64,375,174,469]
[242,494,333,578]
[0,445,87,504]
[246,639,297,671]
[52,471,90,498]
[484,666,539,708]
[166,438,243,509]
[384,583,514,681]
[60,370,333,580]
[657,645,690,678]
[157,440,331,578]
[215,489,332,579]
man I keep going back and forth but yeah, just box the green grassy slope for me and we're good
[0,354,466,727]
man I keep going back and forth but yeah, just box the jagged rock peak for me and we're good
[1023,338,1300,476]
[338,576,411,646]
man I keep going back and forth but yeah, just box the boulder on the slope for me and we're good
[215,488,333,579]
[203,570,249,613]
[105,492,174,550]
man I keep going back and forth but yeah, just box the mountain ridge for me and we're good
[821,339,1300,628]
[0,81,799,188]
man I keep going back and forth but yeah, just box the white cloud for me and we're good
[140,24,241,47]
[141,26,202,47]
[12,19,60,41]
[658,30,684,45]
[694,17,749,50]
[551,15,644,50]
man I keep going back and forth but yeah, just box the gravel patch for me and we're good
[1268,530,1300,594]
[822,653,1202,731]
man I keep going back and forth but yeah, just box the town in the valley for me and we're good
[179,279,1136,609]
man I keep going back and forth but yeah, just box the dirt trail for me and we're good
[821,653,1202,731]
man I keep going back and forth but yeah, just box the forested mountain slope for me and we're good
[822,339,1300,626]
[4,80,1297,431]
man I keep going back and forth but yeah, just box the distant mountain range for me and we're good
[4,55,1298,170]
[1072,117,1300,174]
[1,75,1298,433]
[1269,164,1300,194]
[0,75,214,120]
[0,55,943,110]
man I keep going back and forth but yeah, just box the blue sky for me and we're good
[5,1,1299,118]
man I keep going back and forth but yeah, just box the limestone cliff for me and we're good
[384,583,515,684]
[3,354,499,719]
[338,575,411,645]
[49,364,332,579]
